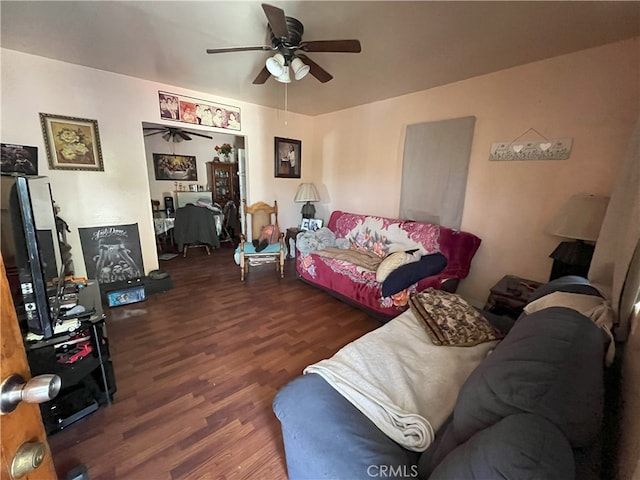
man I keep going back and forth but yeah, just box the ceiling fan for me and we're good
[143,127,213,143]
[206,3,361,84]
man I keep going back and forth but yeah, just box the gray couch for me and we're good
[273,277,610,479]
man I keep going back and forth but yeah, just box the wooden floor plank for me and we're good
[49,246,379,479]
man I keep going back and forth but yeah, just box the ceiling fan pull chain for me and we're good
[284,83,288,126]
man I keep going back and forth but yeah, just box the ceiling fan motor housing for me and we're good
[269,16,304,62]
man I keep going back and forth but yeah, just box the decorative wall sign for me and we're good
[489,138,572,161]
[1,143,38,175]
[158,91,241,131]
[79,224,144,285]
[40,113,104,171]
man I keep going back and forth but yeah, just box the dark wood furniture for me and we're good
[484,274,543,319]
[207,161,239,206]
[25,281,116,435]
[285,227,302,259]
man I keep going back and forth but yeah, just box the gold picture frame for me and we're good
[40,113,104,171]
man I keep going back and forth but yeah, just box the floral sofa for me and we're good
[295,210,482,320]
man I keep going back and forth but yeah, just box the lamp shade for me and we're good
[545,194,609,241]
[291,57,310,80]
[294,183,320,203]
[274,65,291,83]
[266,53,285,77]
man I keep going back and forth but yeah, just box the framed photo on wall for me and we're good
[39,113,104,171]
[274,137,301,178]
[153,154,198,181]
[1,143,38,175]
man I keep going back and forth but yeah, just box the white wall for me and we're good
[312,38,640,306]
[2,40,638,306]
[1,49,316,277]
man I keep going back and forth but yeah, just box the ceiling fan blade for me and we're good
[188,131,213,139]
[206,45,274,54]
[262,3,288,40]
[252,65,271,84]
[177,131,192,141]
[300,40,362,53]
[144,131,163,137]
[297,54,333,83]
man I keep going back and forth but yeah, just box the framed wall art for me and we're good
[39,113,104,171]
[158,91,241,131]
[274,137,301,179]
[153,153,198,181]
[1,143,38,175]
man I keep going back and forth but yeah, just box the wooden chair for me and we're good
[151,199,162,218]
[235,200,285,281]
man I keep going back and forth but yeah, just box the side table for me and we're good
[484,275,543,319]
[285,227,302,259]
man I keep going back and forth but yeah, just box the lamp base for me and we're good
[548,240,595,281]
[301,202,316,219]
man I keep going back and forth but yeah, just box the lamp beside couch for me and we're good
[294,183,320,220]
[545,193,609,280]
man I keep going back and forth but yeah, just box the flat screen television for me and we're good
[1,175,64,339]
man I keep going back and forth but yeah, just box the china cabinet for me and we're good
[207,161,239,206]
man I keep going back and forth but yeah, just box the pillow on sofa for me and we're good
[376,249,421,283]
[408,289,504,347]
[452,307,607,448]
[426,414,575,480]
[381,252,447,296]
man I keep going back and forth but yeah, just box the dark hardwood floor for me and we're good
[49,244,379,479]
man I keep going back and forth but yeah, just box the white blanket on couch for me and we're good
[303,309,497,452]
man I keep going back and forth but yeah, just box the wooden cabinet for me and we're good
[207,161,239,206]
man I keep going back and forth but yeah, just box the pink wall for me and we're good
[313,38,640,306]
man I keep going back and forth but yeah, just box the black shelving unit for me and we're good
[25,281,116,435]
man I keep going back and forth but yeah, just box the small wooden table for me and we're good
[285,227,302,259]
[484,275,543,319]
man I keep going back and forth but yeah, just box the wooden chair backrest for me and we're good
[151,199,162,218]
[243,200,279,241]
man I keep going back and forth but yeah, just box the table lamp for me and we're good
[294,183,320,219]
[545,193,609,280]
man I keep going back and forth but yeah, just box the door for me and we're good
[0,254,57,480]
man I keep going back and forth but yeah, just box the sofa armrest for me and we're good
[273,374,419,479]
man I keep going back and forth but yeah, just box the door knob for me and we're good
[10,441,47,478]
[0,374,61,414]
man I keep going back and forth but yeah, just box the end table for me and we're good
[285,227,302,259]
[484,275,543,319]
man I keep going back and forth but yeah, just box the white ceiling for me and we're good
[2,1,639,116]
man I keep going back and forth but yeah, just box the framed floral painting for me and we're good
[40,113,104,171]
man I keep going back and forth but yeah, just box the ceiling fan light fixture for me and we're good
[274,65,291,83]
[161,132,172,142]
[291,57,310,80]
[266,53,286,77]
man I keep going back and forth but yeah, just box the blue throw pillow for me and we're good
[381,252,447,297]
